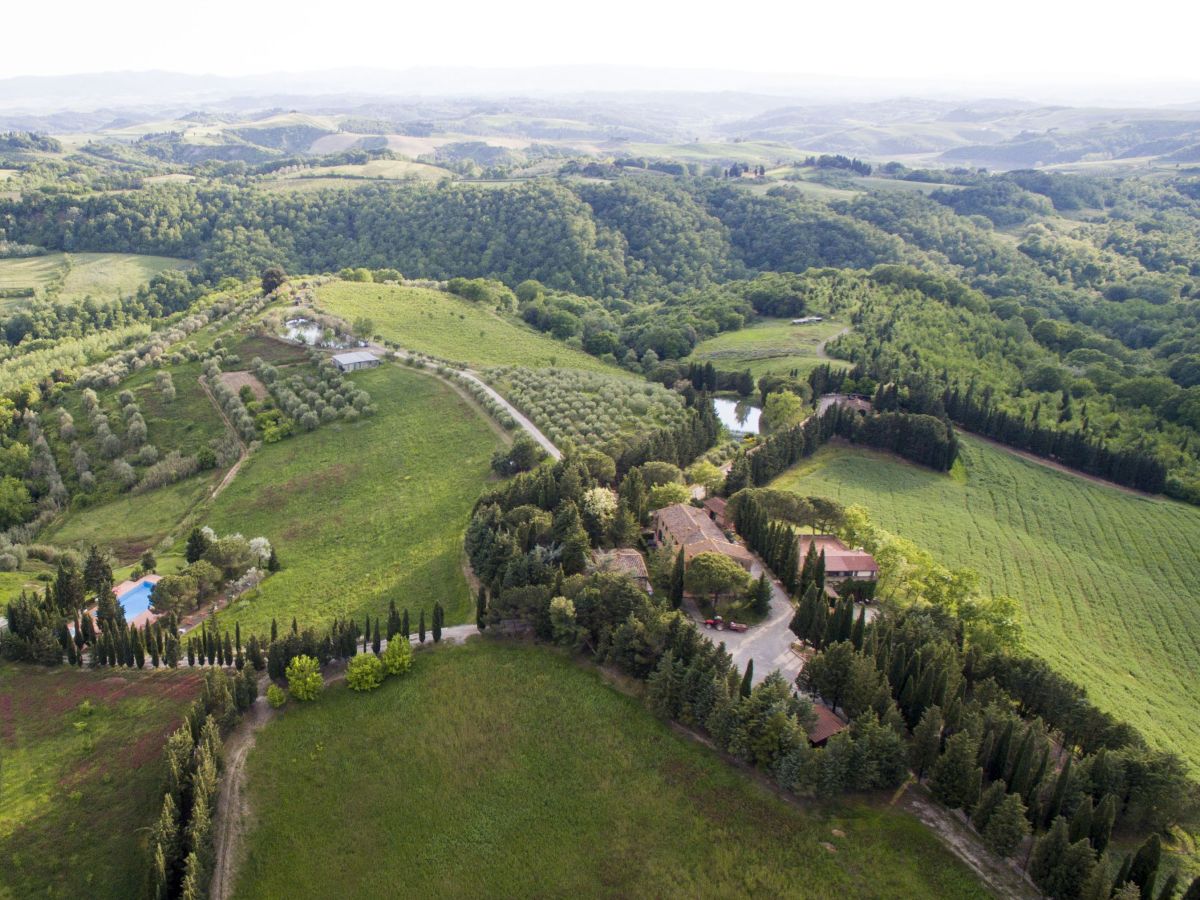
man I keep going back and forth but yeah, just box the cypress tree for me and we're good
[1091,794,1117,854]
[972,779,1007,833]
[187,638,195,667]
[739,660,753,698]
[235,622,241,653]
[1007,728,1035,796]
[223,632,233,667]
[1127,834,1161,900]
[372,619,381,654]
[271,618,278,643]
[475,586,487,631]
[1041,756,1072,828]
[850,606,866,650]
[669,548,685,609]
[1156,874,1179,900]
[433,603,443,643]
[1068,796,1093,844]
[134,628,146,669]
[388,600,400,639]
[402,608,410,638]
[910,705,944,781]
[983,793,1030,859]
[363,615,370,653]
[291,616,298,635]
[988,720,1013,783]
[418,609,426,644]
[1030,817,1070,889]
[929,730,982,811]
[1114,854,1134,894]
[751,574,771,617]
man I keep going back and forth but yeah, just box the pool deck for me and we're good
[113,574,162,629]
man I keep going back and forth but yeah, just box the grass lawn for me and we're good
[771,435,1200,772]
[206,364,502,636]
[0,665,202,899]
[0,252,190,309]
[316,281,619,372]
[44,473,217,562]
[233,641,987,899]
[688,318,852,378]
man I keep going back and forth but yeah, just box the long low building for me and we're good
[331,350,380,372]
[798,535,879,581]
[652,502,754,571]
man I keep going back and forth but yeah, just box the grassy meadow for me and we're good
[206,364,502,635]
[688,318,851,378]
[772,435,1200,771]
[317,281,618,372]
[233,641,987,900]
[0,252,189,309]
[0,665,202,899]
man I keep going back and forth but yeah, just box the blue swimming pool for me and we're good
[117,579,157,618]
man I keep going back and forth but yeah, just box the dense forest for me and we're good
[3,163,1200,497]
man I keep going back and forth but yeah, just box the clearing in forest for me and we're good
[688,317,851,378]
[0,252,190,309]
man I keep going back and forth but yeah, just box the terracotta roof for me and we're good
[703,497,727,515]
[798,535,878,574]
[594,548,650,581]
[808,704,849,745]
[654,503,753,567]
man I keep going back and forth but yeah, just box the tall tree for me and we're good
[669,548,685,609]
[910,705,944,781]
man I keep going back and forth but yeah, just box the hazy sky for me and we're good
[4,0,1199,84]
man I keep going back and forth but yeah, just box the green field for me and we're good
[0,665,202,899]
[233,640,987,899]
[688,318,851,378]
[316,281,620,372]
[206,364,502,636]
[772,435,1200,771]
[44,473,216,562]
[277,158,451,182]
[0,252,190,309]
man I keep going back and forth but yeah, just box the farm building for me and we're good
[592,548,653,593]
[791,316,823,325]
[807,704,848,747]
[652,503,754,571]
[703,496,729,529]
[331,350,380,372]
[797,535,879,581]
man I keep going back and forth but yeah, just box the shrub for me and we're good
[266,683,287,708]
[347,654,384,692]
[285,654,322,701]
[382,636,413,676]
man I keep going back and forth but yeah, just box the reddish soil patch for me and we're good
[218,371,268,401]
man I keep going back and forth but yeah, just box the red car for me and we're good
[703,617,748,632]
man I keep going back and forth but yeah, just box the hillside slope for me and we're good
[772,435,1200,771]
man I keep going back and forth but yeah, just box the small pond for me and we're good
[284,318,351,348]
[713,397,761,435]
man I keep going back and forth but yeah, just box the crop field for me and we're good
[772,435,1200,771]
[205,364,502,636]
[0,252,190,309]
[487,365,690,449]
[688,318,852,378]
[317,281,617,372]
[233,641,987,899]
[0,665,202,899]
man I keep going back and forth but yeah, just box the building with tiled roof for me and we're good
[798,535,879,581]
[652,503,754,571]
